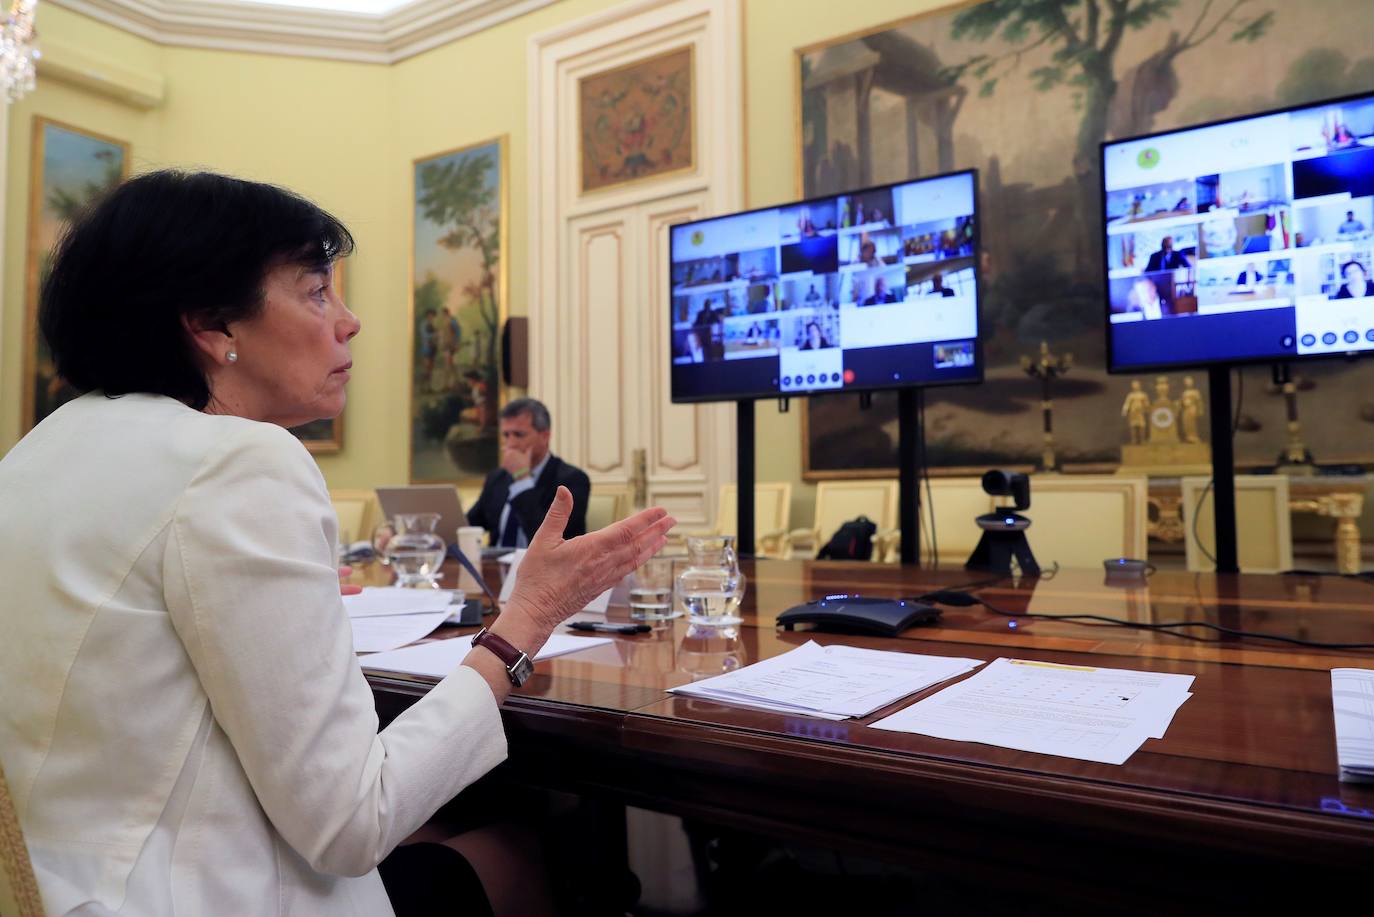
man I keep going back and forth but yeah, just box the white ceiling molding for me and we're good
[48,0,560,64]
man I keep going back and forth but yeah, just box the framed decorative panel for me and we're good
[579,45,694,194]
[410,136,507,483]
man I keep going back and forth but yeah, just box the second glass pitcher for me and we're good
[675,535,745,625]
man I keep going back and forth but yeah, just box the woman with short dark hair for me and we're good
[0,170,673,917]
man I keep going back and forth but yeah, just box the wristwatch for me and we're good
[470,627,534,687]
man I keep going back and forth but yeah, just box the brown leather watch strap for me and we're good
[471,627,523,669]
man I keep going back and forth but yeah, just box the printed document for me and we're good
[670,641,983,719]
[343,587,457,618]
[360,633,613,677]
[870,657,1194,765]
[350,610,451,654]
[1332,668,1374,783]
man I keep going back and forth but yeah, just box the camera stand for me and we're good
[965,511,1040,576]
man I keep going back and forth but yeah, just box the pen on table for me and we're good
[568,621,652,634]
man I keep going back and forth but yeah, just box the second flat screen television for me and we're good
[1104,90,1374,371]
[669,170,981,403]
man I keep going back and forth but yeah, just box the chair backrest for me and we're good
[925,477,995,559]
[812,480,898,544]
[585,489,626,533]
[0,761,45,917]
[1021,475,1150,568]
[329,489,383,546]
[1182,475,1293,573]
[716,483,793,539]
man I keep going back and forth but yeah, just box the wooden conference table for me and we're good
[366,560,1374,908]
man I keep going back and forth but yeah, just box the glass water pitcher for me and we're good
[675,535,745,625]
[372,512,446,588]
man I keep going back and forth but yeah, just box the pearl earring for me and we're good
[226,351,238,363]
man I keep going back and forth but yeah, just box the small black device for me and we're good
[568,621,652,635]
[777,595,942,636]
[1103,557,1152,587]
[965,469,1040,576]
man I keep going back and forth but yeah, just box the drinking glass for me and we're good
[629,555,676,622]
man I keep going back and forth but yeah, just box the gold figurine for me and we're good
[1121,380,1149,445]
[1179,376,1204,444]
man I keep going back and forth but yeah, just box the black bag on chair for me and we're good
[816,516,877,561]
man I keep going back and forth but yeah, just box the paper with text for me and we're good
[870,657,1194,766]
[670,641,983,719]
[350,610,450,654]
[360,633,613,677]
[343,587,457,618]
[1332,668,1374,783]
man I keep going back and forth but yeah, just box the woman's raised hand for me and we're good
[501,486,675,645]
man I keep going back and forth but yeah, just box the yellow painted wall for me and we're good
[4,0,1362,553]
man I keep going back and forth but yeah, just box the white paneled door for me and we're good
[528,0,742,528]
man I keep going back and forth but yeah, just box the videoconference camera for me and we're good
[980,469,1030,512]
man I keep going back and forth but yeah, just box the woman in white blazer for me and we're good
[0,170,674,916]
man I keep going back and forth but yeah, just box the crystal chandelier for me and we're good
[0,0,39,103]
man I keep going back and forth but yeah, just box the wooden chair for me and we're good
[1021,475,1150,569]
[1182,475,1293,573]
[715,482,792,558]
[328,488,384,546]
[921,477,995,563]
[674,483,793,558]
[0,760,45,917]
[586,486,628,533]
[790,480,898,562]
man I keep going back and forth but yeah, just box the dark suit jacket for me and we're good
[466,454,591,544]
[1145,249,1188,272]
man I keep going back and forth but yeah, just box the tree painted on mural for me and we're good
[416,150,501,427]
[945,0,1273,184]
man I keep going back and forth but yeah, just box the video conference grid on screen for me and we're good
[669,171,979,402]
[1104,92,1374,371]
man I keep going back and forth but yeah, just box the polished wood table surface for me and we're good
[366,560,1374,907]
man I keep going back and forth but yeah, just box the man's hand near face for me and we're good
[501,444,533,480]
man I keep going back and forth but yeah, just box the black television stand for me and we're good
[1207,365,1239,574]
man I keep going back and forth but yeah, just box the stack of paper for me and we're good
[870,657,1194,766]
[1332,668,1374,783]
[360,633,614,677]
[669,641,984,721]
[344,587,460,654]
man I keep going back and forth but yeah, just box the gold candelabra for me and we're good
[1020,341,1073,471]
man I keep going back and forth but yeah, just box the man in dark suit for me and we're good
[466,398,590,547]
[1144,236,1189,272]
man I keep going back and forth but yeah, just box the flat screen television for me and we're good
[668,169,981,403]
[1103,90,1374,372]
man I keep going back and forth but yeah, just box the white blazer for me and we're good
[0,393,507,916]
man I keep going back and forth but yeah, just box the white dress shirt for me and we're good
[0,393,508,916]
[496,454,549,549]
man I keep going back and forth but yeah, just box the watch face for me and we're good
[510,654,535,687]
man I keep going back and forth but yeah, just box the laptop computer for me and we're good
[374,485,469,546]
